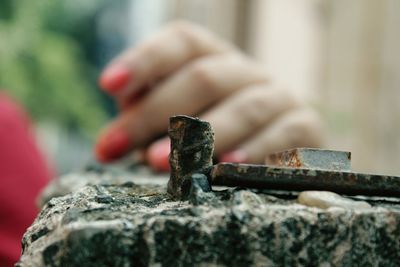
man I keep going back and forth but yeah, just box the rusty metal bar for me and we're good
[210,163,400,197]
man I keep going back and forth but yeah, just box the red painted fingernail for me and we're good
[147,138,170,172]
[99,65,132,94]
[219,150,248,163]
[95,128,131,163]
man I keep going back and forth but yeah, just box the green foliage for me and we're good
[0,0,108,137]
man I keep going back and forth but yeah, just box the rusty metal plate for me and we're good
[269,148,351,171]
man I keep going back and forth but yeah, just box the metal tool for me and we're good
[210,162,400,197]
[167,116,400,199]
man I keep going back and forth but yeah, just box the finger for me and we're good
[221,107,323,164]
[99,21,233,97]
[201,83,301,155]
[146,107,322,171]
[95,54,268,162]
[146,138,170,172]
[145,83,299,170]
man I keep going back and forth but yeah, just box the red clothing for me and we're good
[0,93,51,266]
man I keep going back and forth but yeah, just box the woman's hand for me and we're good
[95,21,322,171]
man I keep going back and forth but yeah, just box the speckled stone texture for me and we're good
[18,165,400,267]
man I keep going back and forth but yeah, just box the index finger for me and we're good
[99,21,234,98]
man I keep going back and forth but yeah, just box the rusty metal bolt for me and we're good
[167,115,214,199]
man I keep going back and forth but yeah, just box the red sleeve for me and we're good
[0,93,51,267]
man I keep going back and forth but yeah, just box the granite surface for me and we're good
[17,163,400,267]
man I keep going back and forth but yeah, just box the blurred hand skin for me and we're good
[95,20,323,171]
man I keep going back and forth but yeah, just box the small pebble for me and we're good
[298,191,371,209]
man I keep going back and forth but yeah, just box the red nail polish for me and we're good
[219,150,248,163]
[147,139,170,172]
[95,128,131,163]
[99,65,132,94]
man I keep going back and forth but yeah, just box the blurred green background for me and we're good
[0,0,169,174]
[0,0,136,173]
[0,0,109,137]
[0,0,175,175]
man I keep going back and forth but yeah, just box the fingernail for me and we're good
[219,150,248,163]
[147,138,170,172]
[99,65,132,94]
[95,128,131,162]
